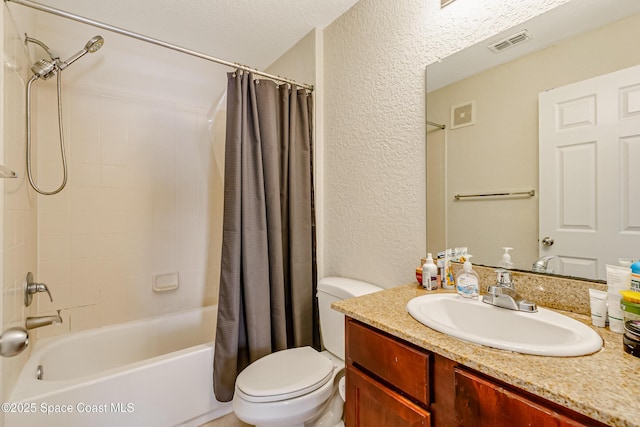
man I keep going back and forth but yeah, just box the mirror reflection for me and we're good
[426,2,640,281]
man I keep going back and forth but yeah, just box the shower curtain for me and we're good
[213,71,318,402]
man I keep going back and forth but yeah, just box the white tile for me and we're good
[3,246,17,285]
[71,187,107,211]
[99,256,129,282]
[101,142,131,166]
[70,280,100,307]
[152,230,177,273]
[37,261,72,312]
[70,211,103,235]
[37,160,65,188]
[70,140,101,164]
[125,210,153,232]
[102,164,130,188]
[70,234,108,259]
[121,188,153,211]
[39,210,71,236]
[98,299,129,326]
[69,306,101,332]
[39,235,71,262]
[71,117,101,143]
[71,90,103,117]
[37,188,70,211]
[70,162,102,188]
[70,257,103,287]
[101,210,128,234]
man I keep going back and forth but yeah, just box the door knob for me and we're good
[541,237,554,246]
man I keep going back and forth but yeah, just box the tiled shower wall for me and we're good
[34,83,224,339]
[2,5,39,402]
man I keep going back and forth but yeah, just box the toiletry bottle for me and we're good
[445,248,455,289]
[631,260,640,293]
[436,257,446,289]
[497,247,514,269]
[456,256,480,299]
[422,253,438,290]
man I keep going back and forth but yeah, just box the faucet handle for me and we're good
[495,269,513,286]
[24,272,53,306]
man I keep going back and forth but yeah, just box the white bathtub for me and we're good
[5,306,231,427]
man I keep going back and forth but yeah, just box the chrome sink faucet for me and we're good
[532,255,556,273]
[25,310,62,330]
[481,269,537,312]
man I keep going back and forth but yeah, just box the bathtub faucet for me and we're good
[25,310,62,330]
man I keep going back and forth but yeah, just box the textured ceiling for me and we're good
[9,0,360,108]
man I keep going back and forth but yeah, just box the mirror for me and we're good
[426,0,640,281]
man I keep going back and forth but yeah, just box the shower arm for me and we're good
[25,34,58,61]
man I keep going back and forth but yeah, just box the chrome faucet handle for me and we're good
[495,269,514,288]
[24,272,53,306]
[0,327,29,357]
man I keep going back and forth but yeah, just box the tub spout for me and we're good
[25,310,62,330]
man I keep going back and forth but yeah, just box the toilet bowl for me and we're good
[232,277,382,427]
[233,347,343,427]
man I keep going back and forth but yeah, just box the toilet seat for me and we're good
[236,346,334,403]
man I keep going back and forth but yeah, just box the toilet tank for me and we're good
[317,277,382,361]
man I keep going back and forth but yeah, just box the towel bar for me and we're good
[454,190,535,200]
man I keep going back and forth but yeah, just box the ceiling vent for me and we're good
[488,30,532,53]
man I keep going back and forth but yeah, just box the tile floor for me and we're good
[199,412,251,427]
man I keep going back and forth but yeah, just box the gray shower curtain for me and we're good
[213,71,318,402]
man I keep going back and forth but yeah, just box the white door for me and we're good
[539,65,640,280]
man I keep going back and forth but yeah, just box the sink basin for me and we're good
[406,294,602,357]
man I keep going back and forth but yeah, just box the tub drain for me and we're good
[36,364,43,380]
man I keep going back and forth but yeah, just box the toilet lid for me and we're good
[236,346,334,403]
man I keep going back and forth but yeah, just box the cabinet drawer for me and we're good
[454,367,607,427]
[346,366,430,427]
[347,319,430,406]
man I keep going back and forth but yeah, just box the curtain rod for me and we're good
[5,0,314,91]
[427,120,445,129]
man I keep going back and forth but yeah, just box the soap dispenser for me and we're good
[422,253,438,290]
[456,255,480,299]
[497,247,514,269]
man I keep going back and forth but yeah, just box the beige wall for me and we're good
[266,28,324,275]
[266,29,316,86]
[427,11,640,269]
[322,0,568,288]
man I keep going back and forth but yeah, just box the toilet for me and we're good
[232,277,382,427]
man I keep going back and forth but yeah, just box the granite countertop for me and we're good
[333,284,640,427]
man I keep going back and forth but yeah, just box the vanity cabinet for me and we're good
[344,317,607,427]
[345,319,431,426]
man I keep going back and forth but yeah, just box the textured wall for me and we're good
[322,0,568,288]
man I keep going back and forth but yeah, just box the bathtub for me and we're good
[5,305,231,427]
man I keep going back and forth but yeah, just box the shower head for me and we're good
[58,35,104,70]
[27,35,105,80]
[30,59,58,80]
[85,36,104,53]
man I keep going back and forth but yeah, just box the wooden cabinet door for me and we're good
[454,367,605,427]
[347,319,431,406]
[345,366,430,427]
